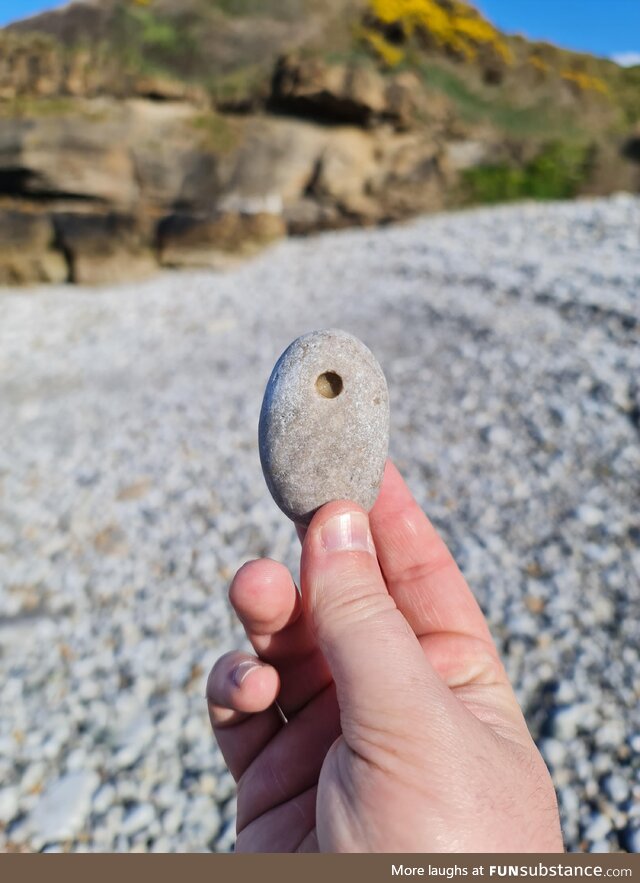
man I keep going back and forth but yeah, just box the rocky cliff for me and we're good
[1,0,639,285]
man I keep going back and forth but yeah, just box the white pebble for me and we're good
[29,771,99,847]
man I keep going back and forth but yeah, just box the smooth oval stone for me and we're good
[259,329,390,525]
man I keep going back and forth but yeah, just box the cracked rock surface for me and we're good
[0,195,638,853]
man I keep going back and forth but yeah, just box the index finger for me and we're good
[369,460,494,646]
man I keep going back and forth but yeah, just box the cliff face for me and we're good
[1,0,639,285]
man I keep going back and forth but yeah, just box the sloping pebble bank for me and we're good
[0,195,638,853]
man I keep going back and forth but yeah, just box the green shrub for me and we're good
[110,2,198,77]
[524,141,592,199]
[463,141,592,204]
[615,65,640,125]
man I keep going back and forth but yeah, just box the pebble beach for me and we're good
[0,195,639,853]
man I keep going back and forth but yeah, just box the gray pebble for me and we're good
[603,773,630,805]
[539,738,566,769]
[583,813,612,842]
[121,803,156,837]
[259,329,390,525]
[577,505,605,527]
[622,825,640,852]
[113,710,155,770]
[92,783,116,816]
[162,806,184,838]
[551,704,590,740]
[0,787,19,825]
[21,763,48,795]
[215,818,237,853]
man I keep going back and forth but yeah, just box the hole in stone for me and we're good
[316,371,343,399]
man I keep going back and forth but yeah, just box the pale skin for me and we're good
[207,461,564,853]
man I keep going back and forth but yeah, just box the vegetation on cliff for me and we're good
[1,0,638,285]
[5,1,639,130]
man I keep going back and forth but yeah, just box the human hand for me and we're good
[207,461,563,853]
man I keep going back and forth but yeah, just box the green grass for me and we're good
[322,46,378,67]
[207,63,270,107]
[213,0,309,20]
[0,97,77,118]
[214,0,274,13]
[416,61,582,138]
[190,112,241,154]
[0,95,115,125]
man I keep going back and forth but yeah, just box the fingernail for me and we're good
[321,511,374,554]
[230,660,263,688]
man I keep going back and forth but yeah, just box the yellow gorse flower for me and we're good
[358,27,406,67]
[368,0,512,63]
[561,70,608,95]
[529,55,550,74]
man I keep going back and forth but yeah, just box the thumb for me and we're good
[300,502,451,747]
